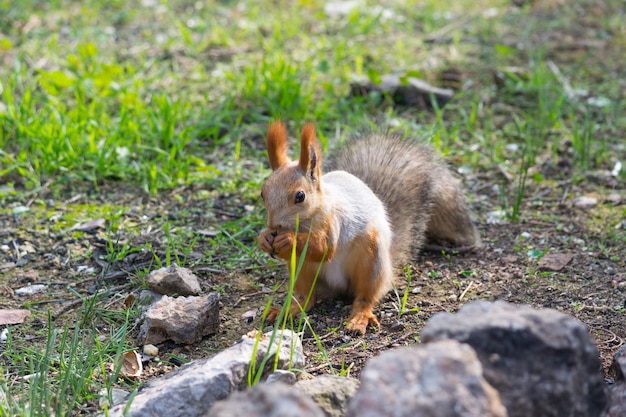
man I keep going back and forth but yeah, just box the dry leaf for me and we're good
[70,218,106,232]
[0,309,31,325]
[538,253,574,272]
[124,293,136,309]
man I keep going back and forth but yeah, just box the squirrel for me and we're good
[258,121,481,334]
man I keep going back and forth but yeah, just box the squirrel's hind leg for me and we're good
[344,224,393,335]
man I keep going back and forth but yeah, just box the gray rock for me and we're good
[147,263,201,296]
[138,289,163,305]
[107,330,305,417]
[266,370,297,385]
[608,383,626,417]
[421,300,608,417]
[608,345,626,416]
[206,382,324,417]
[345,340,507,417]
[296,374,360,417]
[137,293,219,345]
[611,344,626,382]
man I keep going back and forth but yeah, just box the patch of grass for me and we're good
[1,308,136,416]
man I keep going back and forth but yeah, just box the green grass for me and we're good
[1,0,625,414]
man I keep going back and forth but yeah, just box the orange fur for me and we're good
[266,121,290,170]
[344,223,386,334]
[298,123,321,180]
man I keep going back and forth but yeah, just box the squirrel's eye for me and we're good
[295,191,305,204]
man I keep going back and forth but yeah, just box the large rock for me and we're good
[137,293,219,345]
[608,384,626,417]
[344,340,507,417]
[147,263,201,296]
[296,374,360,417]
[421,300,608,417]
[206,382,324,417]
[106,330,305,417]
[608,345,626,416]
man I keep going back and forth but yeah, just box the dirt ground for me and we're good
[1,162,624,383]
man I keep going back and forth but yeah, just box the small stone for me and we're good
[266,370,296,385]
[143,344,159,357]
[574,196,597,209]
[390,320,405,331]
[147,263,201,296]
[12,206,29,215]
[537,253,574,272]
[138,289,163,305]
[486,210,508,225]
[137,293,220,345]
[98,388,130,408]
[15,284,47,296]
[71,218,106,232]
[0,309,30,325]
[241,309,258,323]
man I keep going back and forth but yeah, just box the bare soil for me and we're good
[1,165,624,383]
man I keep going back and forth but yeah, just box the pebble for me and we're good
[574,196,597,209]
[486,210,507,225]
[266,370,296,385]
[143,344,159,356]
[98,388,130,408]
[15,284,47,296]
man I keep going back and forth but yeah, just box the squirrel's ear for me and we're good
[266,121,290,171]
[298,123,321,181]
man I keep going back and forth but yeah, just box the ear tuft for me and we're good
[299,123,322,181]
[266,121,290,170]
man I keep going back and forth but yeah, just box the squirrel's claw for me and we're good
[345,309,380,335]
[271,231,295,259]
[258,229,276,256]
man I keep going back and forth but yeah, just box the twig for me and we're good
[560,185,570,205]
[459,281,474,301]
[232,289,273,307]
[547,60,576,100]
[425,14,476,43]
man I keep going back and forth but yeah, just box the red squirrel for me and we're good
[258,121,480,334]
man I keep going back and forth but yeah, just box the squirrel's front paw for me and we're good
[258,229,277,256]
[271,230,295,259]
[265,306,281,323]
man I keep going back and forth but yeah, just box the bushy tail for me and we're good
[329,133,480,263]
